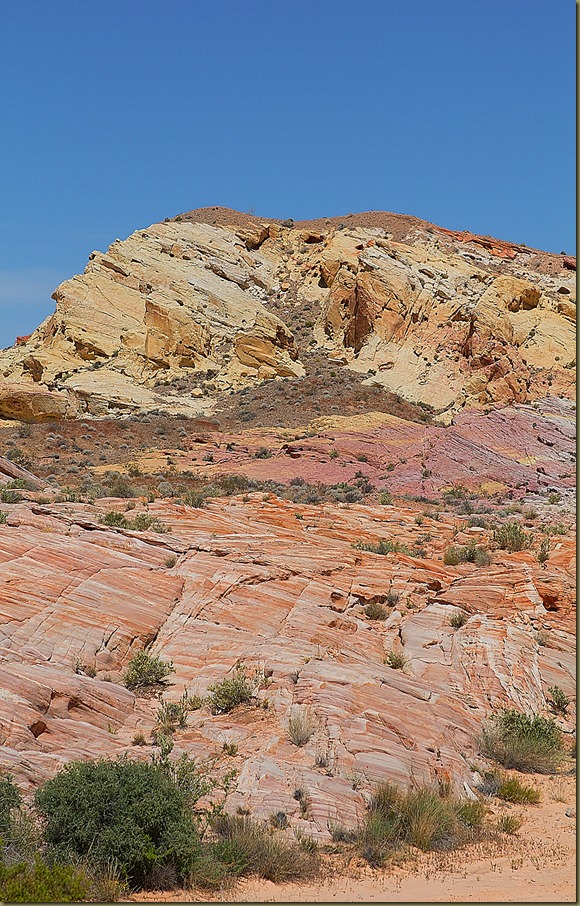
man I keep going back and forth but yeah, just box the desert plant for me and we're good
[449,610,468,630]
[478,709,563,773]
[202,814,319,886]
[131,731,147,747]
[269,810,289,829]
[548,685,569,715]
[354,782,486,868]
[0,775,22,834]
[207,666,263,715]
[379,490,393,505]
[496,776,540,804]
[444,542,491,567]
[288,708,317,747]
[354,539,408,556]
[34,759,202,888]
[101,510,129,528]
[497,814,522,835]
[365,601,388,621]
[123,651,175,689]
[493,521,529,552]
[156,700,188,734]
[0,511,6,524]
[0,859,91,903]
[222,742,238,757]
[164,555,177,568]
[385,650,407,670]
[0,489,22,504]
[537,537,550,566]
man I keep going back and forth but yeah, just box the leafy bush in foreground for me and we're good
[0,859,91,903]
[478,709,563,773]
[34,759,200,887]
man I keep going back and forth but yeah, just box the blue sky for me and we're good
[0,0,575,348]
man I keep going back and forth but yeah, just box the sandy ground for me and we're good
[129,774,576,903]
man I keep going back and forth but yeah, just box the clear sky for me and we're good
[0,0,575,348]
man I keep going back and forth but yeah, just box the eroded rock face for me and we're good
[0,481,574,836]
[0,210,574,420]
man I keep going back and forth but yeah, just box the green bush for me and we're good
[123,651,175,689]
[0,775,21,834]
[0,859,91,903]
[548,685,569,715]
[496,776,540,804]
[34,758,201,888]
[478,709,563,774]
[0,511,7,525]
[385,650,407,670]
[493,521,529,552]
[207,666,262,715]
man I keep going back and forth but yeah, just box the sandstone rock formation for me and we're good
[0,209,574,420]
[0,397,575,839]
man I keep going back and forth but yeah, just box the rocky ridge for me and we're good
[0,209,575,422]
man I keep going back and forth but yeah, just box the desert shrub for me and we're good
[164,555,177,568]
[288,708,317,747]
[379,490,393,505]
[496,776,540,804]
[132,732,147,746]
[493,521,529,552]
[354,539,409,556]
[156,701,188,734]
[478,709,563,773]
[355,782,486,867]
[548,685,569,715]
[537,537,550,566]
[365,601,388,621]
[497,814,522,835]
[184,489,209,508]
[0,511,6,525]
[444,542,491,567]
[0,775,22,834]
[129,513,168,533]
[443,546,460,566]
[0,490,22,504]
[123,651,175,689]
[449,610,468,630]
[254,447,272,459]
[199,814,319,887]
[101,510,129,528]
[385,650,407,670]
[207,666,262,715]
[34,759,201,888]
[0,859,91,903]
